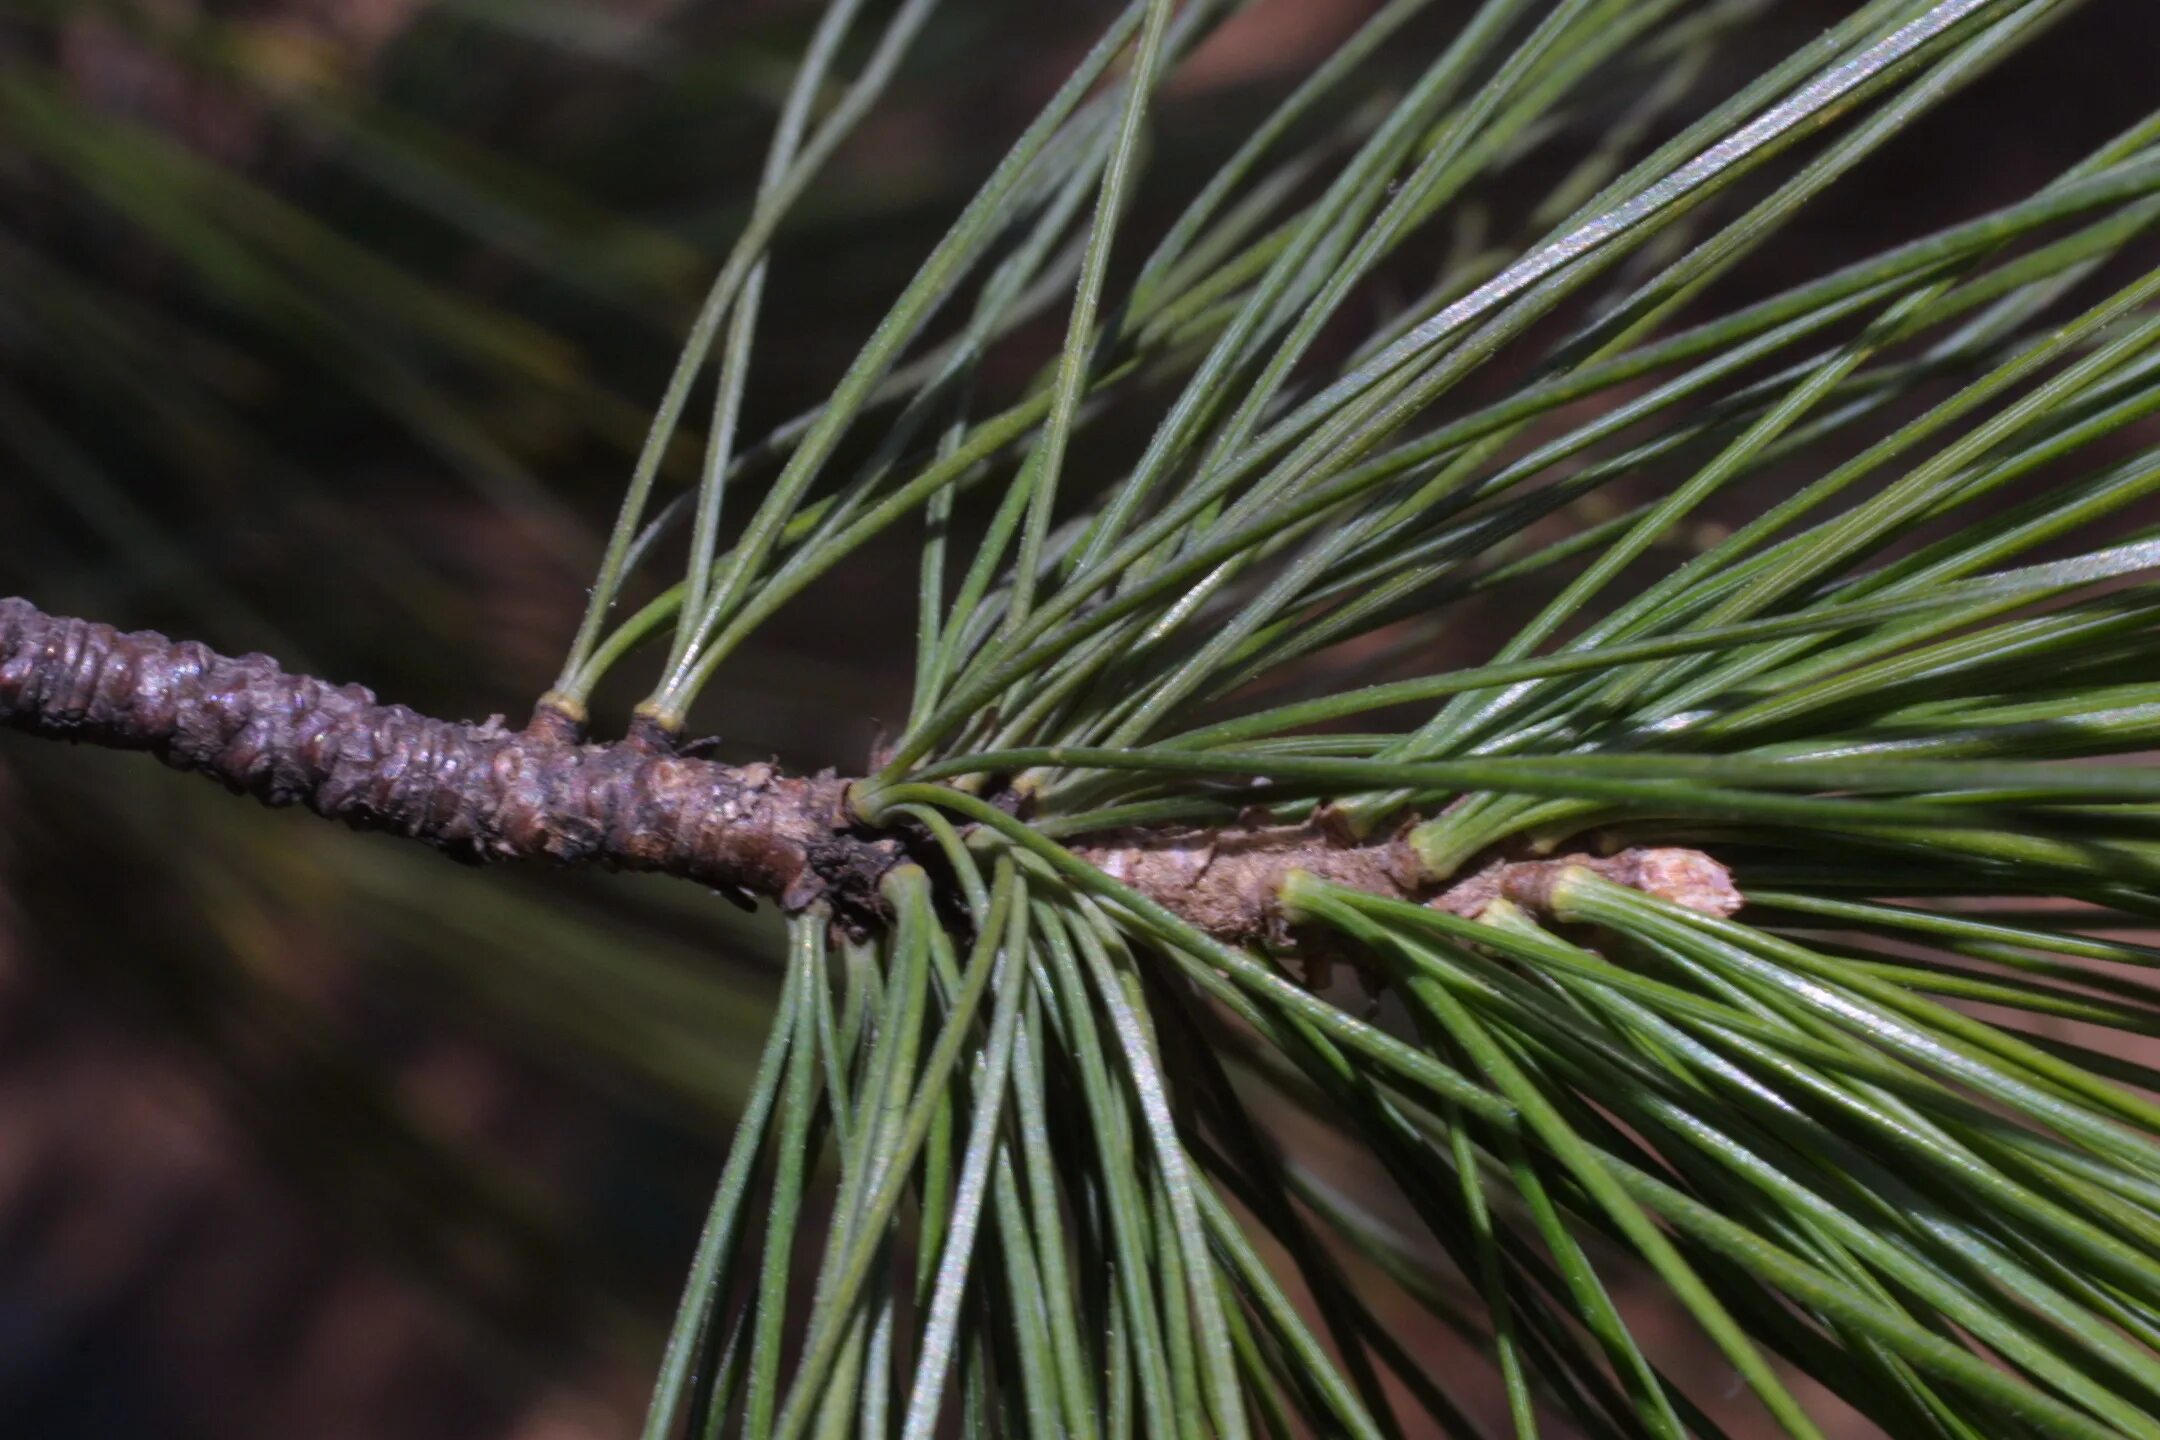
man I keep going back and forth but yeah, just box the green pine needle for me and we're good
[568,0,2160,1434]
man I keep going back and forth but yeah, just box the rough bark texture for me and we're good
[1,598,1740,946]
[1075,819,1419,948]
[0,598,902,924]
[1075,822,1743,949]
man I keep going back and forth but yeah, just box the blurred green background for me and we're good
[0,1,2153,1435]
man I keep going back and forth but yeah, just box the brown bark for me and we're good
[1075,822,1743,951]
[0,597,902,924]
[1075,817,1419,948]
[1,598,1739,944]
[1431,847,1743,921]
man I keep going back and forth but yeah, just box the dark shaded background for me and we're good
[0,1,2155,1435]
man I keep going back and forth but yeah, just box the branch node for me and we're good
[525,694,587,745]
[1435,847,1742,922]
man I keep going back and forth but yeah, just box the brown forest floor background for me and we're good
[0,1,2157,1436]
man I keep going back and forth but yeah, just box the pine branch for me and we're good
[0,596,902,924]
[2,597,1744,946]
